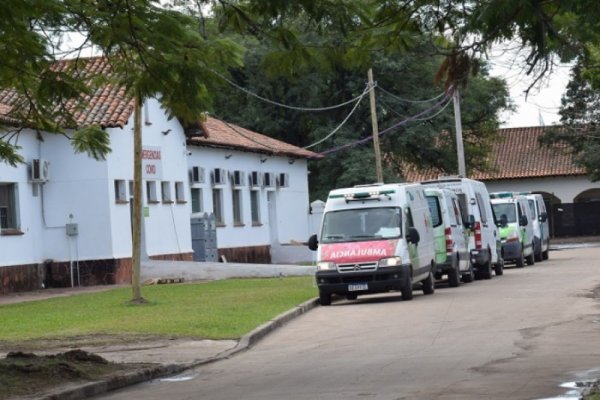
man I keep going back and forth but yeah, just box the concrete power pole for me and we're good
[453,87,467,177]
[368,69,384,183]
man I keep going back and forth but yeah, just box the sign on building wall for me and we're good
[142,146,163,180]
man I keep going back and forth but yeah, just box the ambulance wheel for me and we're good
[515,248,525,268]
[401,275,413,301]
[319,291,331,306]
[462,264,475,283]
[534,245,543,262]
[526,243,535,266]
[480,259,493,280]
[448,258,461,288]
[422,271,435,295]
[494,258,504,276]
[542,249,549,260]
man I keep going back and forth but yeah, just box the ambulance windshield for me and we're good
[491,203,517,224]
[320,207,402,243]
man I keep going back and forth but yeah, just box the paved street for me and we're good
[99,247,600,400]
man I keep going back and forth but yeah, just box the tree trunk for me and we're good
[131,95,145,303]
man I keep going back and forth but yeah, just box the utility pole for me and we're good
[368,68,384,183]
[453,87,467,177]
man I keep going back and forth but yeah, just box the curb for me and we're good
[35,297,320,400]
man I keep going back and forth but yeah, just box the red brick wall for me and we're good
[0,251,195,295]
[218,246,271,263]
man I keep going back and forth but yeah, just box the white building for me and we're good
[403,126,600,237]
[0,57,319,294]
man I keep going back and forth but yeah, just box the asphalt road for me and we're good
[98,247,600,400]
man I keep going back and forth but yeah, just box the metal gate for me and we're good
[551,202,600,237]
[191,213,218,261]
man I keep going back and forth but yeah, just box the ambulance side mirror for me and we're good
[406,227,420,244]
[540,211,548,222]
[519,215,528,226]
[308,234,319,251]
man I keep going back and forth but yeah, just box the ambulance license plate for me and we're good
[348,283,368,291]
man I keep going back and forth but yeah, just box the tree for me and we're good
[541,60,600,180]
[73,1,244,303]
[211,36,510,200]
[1,0,244,303]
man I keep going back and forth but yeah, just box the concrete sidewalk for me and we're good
[0,261,318,400]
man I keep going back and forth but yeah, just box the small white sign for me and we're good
[141,146,163,180]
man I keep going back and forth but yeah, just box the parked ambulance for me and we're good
[525,193,550,261]
[421,177,503,279]
[424,187,471,286]
[307,183,436,305]
[490,192,536,268]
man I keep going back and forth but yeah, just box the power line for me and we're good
[316,93,452,156]
[206,67,374,112]
[377,86,446,104]
[302,85,370,150]
[378,94,453,122]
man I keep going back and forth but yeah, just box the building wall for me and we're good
[1,99,195,293]
[105,99,193,259]
[483,176,600,203]
[187,147,312,261]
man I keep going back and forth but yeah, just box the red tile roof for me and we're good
[0,57,133,129]
[402,126,586,182]
[188,117,320,159]
[0,57,318,159]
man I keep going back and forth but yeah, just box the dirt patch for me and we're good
[0,349,150,400]
[0,333,184,353]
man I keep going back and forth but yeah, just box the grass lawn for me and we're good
[0,276,316,344]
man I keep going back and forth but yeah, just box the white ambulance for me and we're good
[307,183,436,305]
[525,193,550,261]
[421,177,502,279]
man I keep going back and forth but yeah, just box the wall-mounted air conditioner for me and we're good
[30,159,50,182]
[249,171,262,187]
[211,168,227,185]
[277,173,289,188]
[230,170,245,187]
[190,166,205,184]
[263,172,275,188]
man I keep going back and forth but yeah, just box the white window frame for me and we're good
[232,188,243,226]
[114,179,127,203]
[146,181,158,204]
[0,183,19,231]
[250,189,261,225]
[161,181,172,203]
[175,181,185,203]
[191,187,203,214]
[212,188,224,225]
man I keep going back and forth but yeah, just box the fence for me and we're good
[550,202,600,238]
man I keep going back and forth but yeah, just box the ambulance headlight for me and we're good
[506,229,519,243]
[378,256,402,268]
[317,261,337,271]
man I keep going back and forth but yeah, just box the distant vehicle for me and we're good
[424,187,470,286]
[490,192,536,268]
[524,193,550,261]
[307,183,436,305]
[421,177,502,279]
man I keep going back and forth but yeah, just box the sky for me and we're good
[487,45,572,128]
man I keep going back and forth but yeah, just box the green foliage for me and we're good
[541,59,600,181]
[212,33,510,200]
[0,277,315,341]
[0,0,246,164]
[71,126,112,161]
[0,140,24,167]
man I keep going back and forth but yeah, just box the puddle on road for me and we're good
[159,374,198,383]
[537,369,600,399]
